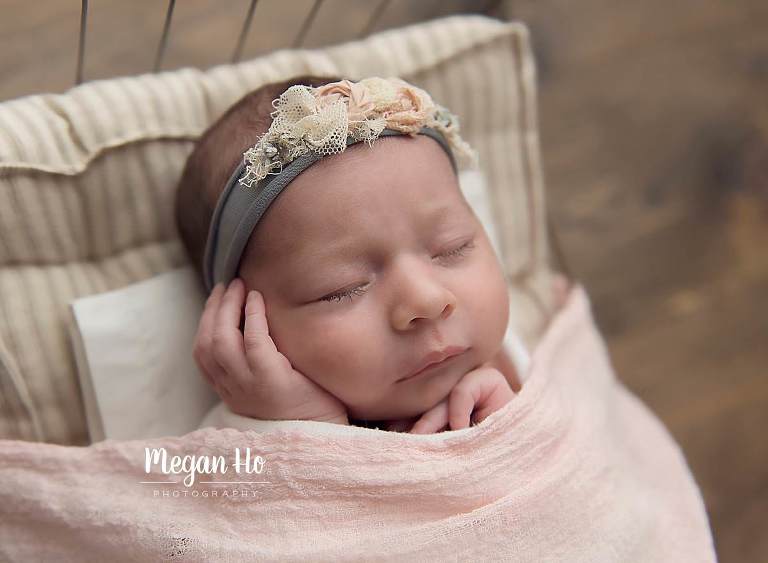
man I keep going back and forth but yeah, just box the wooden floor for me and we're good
[509,3,768,561]
[2,1,766,561]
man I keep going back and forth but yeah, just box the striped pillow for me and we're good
[0,14,555,445]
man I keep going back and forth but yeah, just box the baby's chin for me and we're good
[346,356,484,422]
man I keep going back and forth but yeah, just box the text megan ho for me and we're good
[145,447,266,487]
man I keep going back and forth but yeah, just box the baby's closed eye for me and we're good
[317,237,476,305]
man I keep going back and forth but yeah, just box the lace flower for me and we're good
[239,77,478,189]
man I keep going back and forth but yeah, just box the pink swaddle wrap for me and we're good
[0,284,716,562]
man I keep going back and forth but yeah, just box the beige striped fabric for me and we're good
[0,15,555,445]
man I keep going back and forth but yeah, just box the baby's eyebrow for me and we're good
[290,203,471,269]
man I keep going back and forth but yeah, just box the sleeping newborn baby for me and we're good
[175,75,522,434]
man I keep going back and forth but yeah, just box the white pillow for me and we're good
[66,168,524,442]
[66,266,218,442]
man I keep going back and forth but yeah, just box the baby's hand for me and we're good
[193,278,349,425]
[408,364,515,434]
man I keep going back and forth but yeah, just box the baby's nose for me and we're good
[390,273,457,330]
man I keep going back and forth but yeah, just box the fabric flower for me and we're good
[359,77,400,107]
[238,76,477,188]
[387,95,433,133]
[316,79,376,122]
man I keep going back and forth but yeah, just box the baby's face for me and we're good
[239,135,510,421]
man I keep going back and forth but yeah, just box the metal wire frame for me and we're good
[75,0,512,84]
[75,0,391,83]
[153,0,177,72]
[75,0,88,85]
[231,0,260,63]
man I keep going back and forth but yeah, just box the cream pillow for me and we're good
[0,15,554,445]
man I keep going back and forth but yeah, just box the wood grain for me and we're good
[508,2,768,560]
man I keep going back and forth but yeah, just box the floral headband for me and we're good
[202,76,479,293]
[240,76,478,188]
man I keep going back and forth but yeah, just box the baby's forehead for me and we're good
[251,196,474,274]
[243,135,470,265]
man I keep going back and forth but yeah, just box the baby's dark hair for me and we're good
[174,74,342,292]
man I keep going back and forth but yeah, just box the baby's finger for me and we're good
[195,351,236,402]
[410,400,449,434]
[205,354,240,401]
[194,351,224,392]
[447,385,475,430]
[211,279,265,392]
[193,283,227,386]
[448,369,500,430]
[449,369,514,429]
[242,289,290,376]
[472,382,515,424]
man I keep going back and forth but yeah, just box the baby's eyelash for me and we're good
[319,239,475,304]
[320,285,368,303]
[437,239,475,260]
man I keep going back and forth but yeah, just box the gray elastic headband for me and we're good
[202,126,457,294]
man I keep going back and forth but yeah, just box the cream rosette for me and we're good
[239,77,478,189]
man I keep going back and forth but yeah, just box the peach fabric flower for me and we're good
[239,77,478,188]
[383,79,436,134]
[316,79,376,122]
[315,77,435,131]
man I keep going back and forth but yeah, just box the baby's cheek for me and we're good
[286,317,373,393]
[468,256,510,354]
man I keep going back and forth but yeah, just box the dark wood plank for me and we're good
[509,2,768,561]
